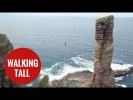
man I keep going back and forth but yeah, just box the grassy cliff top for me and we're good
[96,15,114,25]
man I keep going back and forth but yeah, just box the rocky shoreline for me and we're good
[49,66,133,87]
[114,67,133,77]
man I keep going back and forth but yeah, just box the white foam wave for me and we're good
[41,67,52,72]
[40,64,91,82]
[113,58,125,64]
[27,83,33,87]
[116,84,127,88]
[39,56,133,85]
[114,52,126,57]
[115,76,124,82]
[72,56,90,63]
[71,57,94,69]
[111,63,133,70]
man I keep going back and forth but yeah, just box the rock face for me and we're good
[88,15,115,87]
[38,75,52,87]
[0,34,23,87]
[51,70,92,87]
[114,66,133,77]
[51,66,133,87]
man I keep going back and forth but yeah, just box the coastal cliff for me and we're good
[0,34,23,87]
[87,15,115,87]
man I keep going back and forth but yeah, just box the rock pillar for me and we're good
[88,15,115,87]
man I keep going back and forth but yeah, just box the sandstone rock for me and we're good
[0,34,23,87]
[87,15,115,87]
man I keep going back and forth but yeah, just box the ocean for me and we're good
[0,15,133,87]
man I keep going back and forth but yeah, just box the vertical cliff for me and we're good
[0,34,23,87]
[88,15,115,87]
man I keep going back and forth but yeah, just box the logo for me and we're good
[5,48,41,84]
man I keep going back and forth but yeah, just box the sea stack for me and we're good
[0,34,23,87]
[88,15,115,87]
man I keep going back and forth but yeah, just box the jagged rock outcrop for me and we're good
[114,66,133,77]
[0,34,23,87]
[87,15,115,87]
[51,70,92,87]
[38,75,52,87]
[51,66,133,87]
